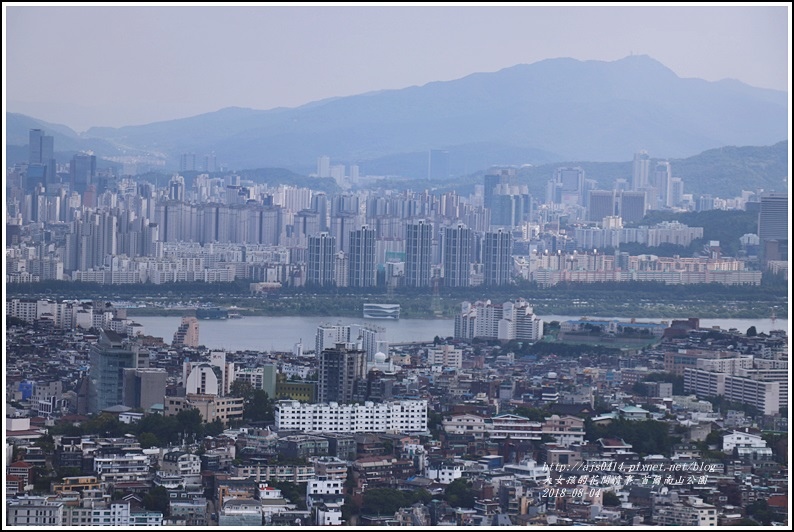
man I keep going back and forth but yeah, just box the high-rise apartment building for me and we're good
[317,156,331,178]
[348,225,376,288]
[405,220,433,288]
[70,153,97,195]
[317,344,366,404]
[308,232,337,287]
[316,323,353,356]
[442,223,471,287]
[483,229,513,286]
[654,161,672,208]
[632,150,650,191]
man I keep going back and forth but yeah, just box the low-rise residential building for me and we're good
[653,496,717,526]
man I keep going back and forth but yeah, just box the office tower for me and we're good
[348,225,376,288]
[442,223,472,287]
[317,155,331,178]
[632,150,650,190]
[405,220,433,288]
[28,129,56,193]
[308,232,337,287]
[654,161,672,208]
[122,368,167,410]
[89,329,139,413]
[428,149,450,180]
[483,229,513,286]
[484,168,517,210]
[70,153,96,195]
[618,190,647,223]
[587,190,616,222]
[554,167,585,206]
[317,344,366,404]
[490,191,529,228]
[758,192,789,264]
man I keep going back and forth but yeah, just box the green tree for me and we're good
[602,491,621,506]
[746,326,758,337]
[35,434,55,454]
[175,408,204,441]
[444,478,476,509]
[143,485,170,517]
[138,432,160,449]
[246,389,275,422]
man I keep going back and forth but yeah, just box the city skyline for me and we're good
[4,3,790,131]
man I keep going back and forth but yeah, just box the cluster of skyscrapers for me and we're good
[6,130,788,288]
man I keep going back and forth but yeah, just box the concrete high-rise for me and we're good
[122,368,167,410]
[308,232,337,287]
[70,153,96,196]
[483,229,513,286]
[28,129,56,193]
[442,223,472,287]
[758,192,789,265]
[405,220,433,288]
[654,161,672,208]
[618,190,647,223]
[554,167,585,206]
[317,156,331,178]
[587,190,616,222]
[89,329,139,413]
[632,150,650,191]
[348,225,376,288]
[318,344,366,404]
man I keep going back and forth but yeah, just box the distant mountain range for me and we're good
[6,55,788,177]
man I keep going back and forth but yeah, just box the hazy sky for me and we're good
[4,3,790,132]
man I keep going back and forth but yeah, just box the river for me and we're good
[131,314,787,352]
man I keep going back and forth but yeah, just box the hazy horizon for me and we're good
[4,4,790,132]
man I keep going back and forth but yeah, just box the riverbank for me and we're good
[122,299,786,320]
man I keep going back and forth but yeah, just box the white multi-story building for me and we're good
[454,299,543,342]
[275,400,427,433]
[92,454,151,484]
[653,497,717,527]
[486,414,542,441]
[426,461,463,484]
[160,451,202,487]
[428,345,463,369]
[6,496,64,526]
[442,413,487,439]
